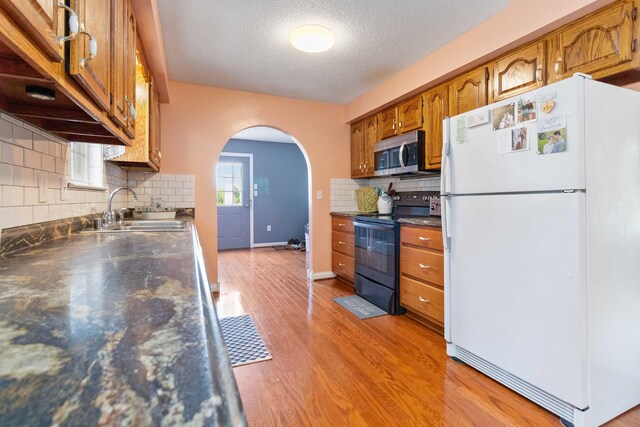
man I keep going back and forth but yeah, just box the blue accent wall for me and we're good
[222,139,308,244]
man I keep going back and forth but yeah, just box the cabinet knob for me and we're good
[418,263,432,269]
[418,236,431,241]
[554,57,563,75]
[57,2,79,46]
[78,24,97,70]
[419,296,431,304]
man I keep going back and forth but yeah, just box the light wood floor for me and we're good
[216,248,639,427]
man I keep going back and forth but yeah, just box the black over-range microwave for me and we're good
[374,130,426,176]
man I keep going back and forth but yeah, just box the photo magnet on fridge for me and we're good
[537,128,567,154]
[517,96,537,123]
[492,103,515,130]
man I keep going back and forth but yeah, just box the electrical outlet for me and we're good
[316,190,323,199]
[267,225,271,232]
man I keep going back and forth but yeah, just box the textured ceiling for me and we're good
[231,127,296,144]
[157,0,512,104]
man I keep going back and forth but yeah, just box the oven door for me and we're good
[353,221,398,289]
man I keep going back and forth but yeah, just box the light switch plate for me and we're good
[37,173,49,203]
[60,178,67,201]
[316,190,322,199]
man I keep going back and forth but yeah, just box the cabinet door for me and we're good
[109,0,127,128]
[363,115,377,177]
[68,0,111,112]
[377,106,398,140]
[350,121,364,178]
[398,94,423,133]
[549,0,636,83]
[149,80,161,169]
[423,84,448,169]
[492,41,546,102]
[449,67,489,116]
[123,1,136,137]
[1,0,65,62]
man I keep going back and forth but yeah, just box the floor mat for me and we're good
[333,295,388,319]
[219,315,272,367]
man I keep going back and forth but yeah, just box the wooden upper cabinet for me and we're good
[350,121,364,178]
[124,2,136,136]
[492,41,547,102]
[549,0,637,83]
[423,84,449,169]
[68,0,111,112]
[377,106,398,140]
[449,67,489,116]
[110,0,136,136]
[363,115,377,176]
[398,94,423,133]
[1,0,65,62]
[149,79,161,169]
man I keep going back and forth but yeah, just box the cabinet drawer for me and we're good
[331,217,355,234]
[400,226,443,251]
[332,231,354,257]
[332,251,354,282]
[400,276,444,325]
[400,245,444,286]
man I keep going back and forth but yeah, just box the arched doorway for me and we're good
[215,126,313,277]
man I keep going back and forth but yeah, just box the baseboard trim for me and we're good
[312,271,336,280]
[251,241,289,248]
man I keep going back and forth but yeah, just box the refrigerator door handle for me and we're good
[441,117,451,195]
[442,195,450,252]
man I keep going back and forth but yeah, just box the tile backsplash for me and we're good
[331,176,441,211]
[126,172,195,209]
[0,113,194,232]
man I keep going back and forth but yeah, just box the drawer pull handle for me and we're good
[338,241,346,245]
[338,223,345,227]
[419,263,431,269]
[338,263,346,267]
[418,236,431,241]
[419,296,431,304]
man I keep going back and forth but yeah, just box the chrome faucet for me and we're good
[104,187,138,226]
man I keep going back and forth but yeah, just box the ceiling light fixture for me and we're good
[290,25,335,53]
[25,85,56,101]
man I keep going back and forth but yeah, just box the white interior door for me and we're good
[447,192,588,408]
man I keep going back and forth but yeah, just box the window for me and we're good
[216,162,243,206]
[70,142,105,188]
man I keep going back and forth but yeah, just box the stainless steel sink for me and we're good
[85,220,190,233]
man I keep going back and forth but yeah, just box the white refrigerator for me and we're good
[441,75,640,426]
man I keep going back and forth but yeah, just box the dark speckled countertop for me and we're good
[397,217,442,228]
[0,227,246,426]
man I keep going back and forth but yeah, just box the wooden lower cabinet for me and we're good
[332,251,354,282]
[331,215,355,283]
[399,224,444,333]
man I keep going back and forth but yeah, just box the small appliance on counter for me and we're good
[353,191,440,314]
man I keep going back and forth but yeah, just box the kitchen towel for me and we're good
[219,314,272,367]
[333,295,388,319]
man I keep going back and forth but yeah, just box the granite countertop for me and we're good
[0,227,246,426]
[330,211,378,218]
[397,217,442,228]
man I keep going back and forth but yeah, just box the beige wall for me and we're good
[345,0,615,121]
[160,82,349,283]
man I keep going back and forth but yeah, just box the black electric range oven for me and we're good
[353,191,440,314]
